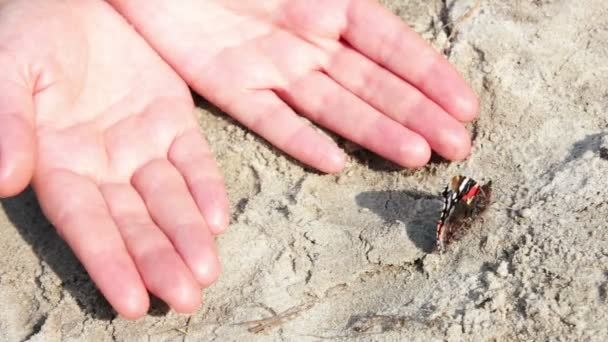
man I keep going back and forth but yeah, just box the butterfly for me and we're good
[436,176,492,252]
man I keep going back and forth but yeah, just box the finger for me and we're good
[277,72,431,168]
[324,44,471,160]
[180,27,345,173]
[168,128,230,234]
[33,170,149,319]
[343,0,478,121]
[0,78,36,197]
[213,89,346,173]
[132,159,220,286]
[100,183,202,313]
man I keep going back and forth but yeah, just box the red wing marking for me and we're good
[461,184,481,202]
[435,176,491,253]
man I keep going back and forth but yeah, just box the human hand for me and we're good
[108,0,478,172]
[0,0,228,318]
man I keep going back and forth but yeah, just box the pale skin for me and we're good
[0,0,478,319]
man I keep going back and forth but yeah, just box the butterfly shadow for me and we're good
[355,190,441,253]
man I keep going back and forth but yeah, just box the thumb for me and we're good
[0,79,36,197]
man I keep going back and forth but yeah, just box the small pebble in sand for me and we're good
[520,208,533,218]
[496,261,510,278]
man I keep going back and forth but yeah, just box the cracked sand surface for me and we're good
[1,0,607,340]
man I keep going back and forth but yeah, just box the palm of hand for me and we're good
[113,0,479,172]
[0,1,227,318]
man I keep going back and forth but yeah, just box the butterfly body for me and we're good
[436,176,492,252]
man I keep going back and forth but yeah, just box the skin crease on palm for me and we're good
[108,0,479,172]
[0,0,478,319]
[0,0,229,318]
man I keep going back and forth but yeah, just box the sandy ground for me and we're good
[1,0,608,341]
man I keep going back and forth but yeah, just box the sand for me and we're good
[1,0,607,340]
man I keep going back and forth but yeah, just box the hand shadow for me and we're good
[0,188,169,320]
[355,189,441,253]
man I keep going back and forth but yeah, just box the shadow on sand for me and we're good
[0,188,170,320]
[355,189,441,253]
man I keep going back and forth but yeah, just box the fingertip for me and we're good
[0,115,36,197]
[116,290,150,320]
[453,92,479,122]
[192,248,221,288]
[431,124,472,162]
[447,126,473,161]
[95,263,151,320]
[201,187,230,235]
[168,283,202,314]
[145,258,202,314]
[319,148,346,174]
[206,208,230,235]
[289,124,347,174]
[0,163,34,197]
[398,138,431,168]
